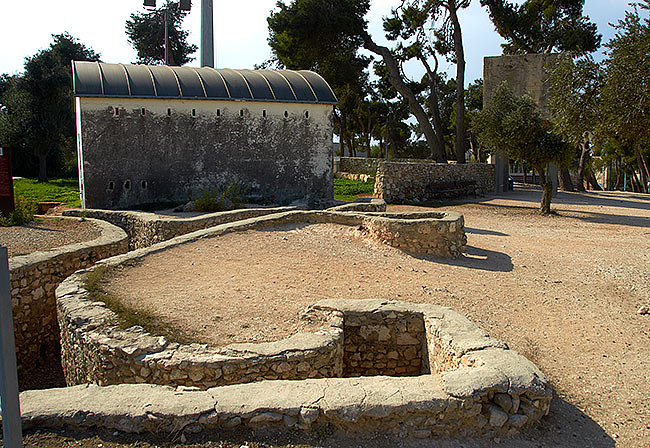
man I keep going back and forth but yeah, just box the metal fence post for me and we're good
[0,245,22,447]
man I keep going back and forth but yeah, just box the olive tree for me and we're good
[473,82,570,213]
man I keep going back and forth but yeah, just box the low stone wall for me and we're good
[63,207,295,251]
[360,211,466,258]
[375,161,496,203]
[57,275,344,388]
[32,299,552,439]
[326,198,385,213]
[56,209,467,390]
[338,157,440,175]
[8,217,128,374]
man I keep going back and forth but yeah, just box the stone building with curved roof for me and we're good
[72,61,337,209]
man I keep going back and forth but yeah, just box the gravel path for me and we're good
[0,216,101,257]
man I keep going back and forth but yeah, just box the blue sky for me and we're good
[0,0,638,85]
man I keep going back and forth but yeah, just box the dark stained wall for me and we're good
[77,99,334,209]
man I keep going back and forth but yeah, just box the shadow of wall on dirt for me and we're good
[414,245,514,273]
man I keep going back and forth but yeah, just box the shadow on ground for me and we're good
[465,227,509,237]
[416,245,513,272]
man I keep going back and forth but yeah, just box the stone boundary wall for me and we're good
[30,299,552,439]
[338,157,441,175]
[8,217,128,373]
[375,162,496,203]
[63,207,296,251]
[56,209,467,390]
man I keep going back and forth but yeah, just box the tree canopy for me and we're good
[599,0,650,191]
[0,33,100,181]
[472,82,570,212]
[125,0,197,66]
[480,0,601,54]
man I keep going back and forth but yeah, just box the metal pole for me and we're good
[200,0,214,67]
[164,8,170,65]
[0,245,22,448]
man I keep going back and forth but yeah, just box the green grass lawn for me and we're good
[13,178,81,207]
[11,177,368,207]
[333,177,375,201]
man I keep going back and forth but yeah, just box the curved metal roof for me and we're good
[72,61,337,104]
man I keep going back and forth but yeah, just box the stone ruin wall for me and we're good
[342,310,426,377]
[8,218,128,374]
[337,157,443,176]
[64,207,295,251]
[43,298,553,439]
[375,161,495,203]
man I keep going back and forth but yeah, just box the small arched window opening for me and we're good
[284,110,289,118]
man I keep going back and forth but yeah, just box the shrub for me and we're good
[0,196,37,227]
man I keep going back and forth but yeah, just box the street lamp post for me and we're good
[143,0,212,67]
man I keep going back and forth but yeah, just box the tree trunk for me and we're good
[633,143,649,193]
[418,53,446,157]
[559,167,574,191]
[361,32,446,162]
[448,2,466,163]
[586,169,602,191]
[38,152,48,183]
[576,142,590,192]
[615,158,622,190]
[340,111,347,157]
[537,166,552,214]
[523,164,527,184]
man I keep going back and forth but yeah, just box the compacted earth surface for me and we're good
[9,186,650,448]
[0,216,100,257]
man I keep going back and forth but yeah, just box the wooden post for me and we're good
[0,245,22,447]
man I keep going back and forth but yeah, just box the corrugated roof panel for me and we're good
[148,65,181,97]
[219,69,253,100]
[72,61,103,95]
[124,65,156,96]
[197,68,230,98]
[259,70,296,102]
[172,67,207,98]
[99,63,130,96]
[238,70,275,100]
[297,71,337,103]
[72,61,337,104]
[282,71,318,102]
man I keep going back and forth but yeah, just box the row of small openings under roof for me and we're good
[111,107,311,119]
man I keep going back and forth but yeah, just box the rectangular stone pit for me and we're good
[342,310,426,377]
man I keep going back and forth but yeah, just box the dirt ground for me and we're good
[11,186,650,447]
[0,216,100,257]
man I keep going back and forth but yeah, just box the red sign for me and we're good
[0,148,15,216]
